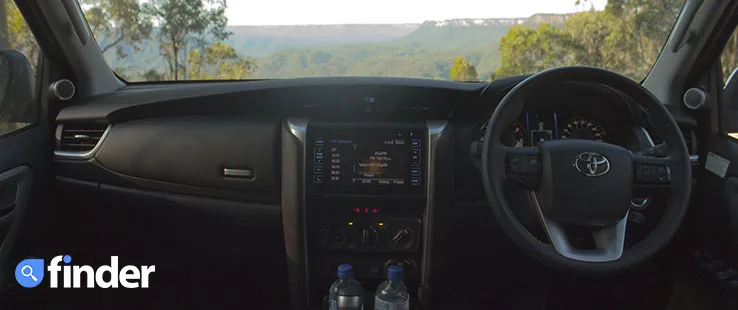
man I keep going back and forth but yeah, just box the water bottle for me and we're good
[373,265,410,310]
[329,264,365,310]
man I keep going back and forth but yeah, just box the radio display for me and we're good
[308,126,424,196]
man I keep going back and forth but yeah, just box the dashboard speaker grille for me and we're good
[58,124,107,153]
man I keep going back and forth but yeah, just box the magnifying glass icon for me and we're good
[21,265,38,282]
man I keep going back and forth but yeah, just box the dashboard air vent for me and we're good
[56,123,108,154]
[643,117,695,154]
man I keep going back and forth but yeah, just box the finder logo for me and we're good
[15,258,45,288]
[15,255,155,288]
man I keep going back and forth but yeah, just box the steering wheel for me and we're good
[481,66,691,274]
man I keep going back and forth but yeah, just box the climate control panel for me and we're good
[316,218,421,253]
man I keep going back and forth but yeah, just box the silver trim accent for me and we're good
[50,79,75,101]
[726,67,738,91]
[530,191,628,262]
[222,168,253,178]
[287,118,308,143]
[638,127,699,163]
[53,125,112,160]
[641,127,656,147]
[683,88,706,110]
[630,197,650,208]
[420,120,448,290]
[285,117,309,306]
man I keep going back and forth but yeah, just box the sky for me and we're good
[224,0,608,26]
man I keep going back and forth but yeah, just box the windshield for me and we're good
[80,0,684,83]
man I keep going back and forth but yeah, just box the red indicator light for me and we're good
[353,208,360,213]
[364,208,369,214]
[372,208,379,214]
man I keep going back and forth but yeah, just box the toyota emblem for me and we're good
[574,152,611,177]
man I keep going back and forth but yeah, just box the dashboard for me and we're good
[51,75,682,309]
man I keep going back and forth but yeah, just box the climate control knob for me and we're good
[390,226,414,249]
[358,226,378,246]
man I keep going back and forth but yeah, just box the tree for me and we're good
[496,24,578,78]
[82,0,152,59]
[141,69,166,82]
[722,30,738,83]
[187,41,256,80]
[449,56,478,81]
[144,0,231,80]
[3,0,37,68]
[599,0,684,78]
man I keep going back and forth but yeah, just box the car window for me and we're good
[80,0,684,83]
[0,0,39,137]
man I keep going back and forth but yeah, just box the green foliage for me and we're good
[82,0,152,59]
[496,24,578,78]
[3,0,38,69]
[144,0,232,80]
[722,31,738,83]
[188,42,257,80]
[449,56,478,81]
[141,69,166,82]
[496,0,683,80]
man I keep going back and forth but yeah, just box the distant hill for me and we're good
[104,14,570,81]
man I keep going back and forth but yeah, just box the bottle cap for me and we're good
[337,264,353,279]
[387,265,403,280]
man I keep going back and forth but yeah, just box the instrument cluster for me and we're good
[479,112,608,147]
[476,83,633,148]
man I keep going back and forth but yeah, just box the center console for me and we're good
[282,119,448,309]
[307,122,426,294]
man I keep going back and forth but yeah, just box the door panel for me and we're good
[0,124,49,292]
[690,133,738,298]
[0,166,31,242]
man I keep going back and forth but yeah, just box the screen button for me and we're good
[314,138,324,146]
[412,139,421,147]
[314,166,323,174]
[314,158,323,165]
[313,176,323,183]
[411,177,420,185]
[411,168,420,176]
[314,147,324,157]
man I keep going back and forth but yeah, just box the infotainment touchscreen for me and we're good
[307,126,424,196]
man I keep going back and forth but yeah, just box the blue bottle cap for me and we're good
[337,264,353,278]
[387,265,403,280]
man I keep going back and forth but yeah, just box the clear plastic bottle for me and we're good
[373,265,410,310]
[329,264,365,310]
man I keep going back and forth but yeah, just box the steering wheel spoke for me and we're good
[505,147,541,189]
[530,191,627,262]
[631,154,673,195]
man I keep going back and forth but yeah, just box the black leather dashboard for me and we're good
[53,76,653,205]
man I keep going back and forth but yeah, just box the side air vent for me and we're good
[681,127,696,155]
[55,123,110,158]
[644,122,696,156]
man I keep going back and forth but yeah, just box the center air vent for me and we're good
[55,123,109,157]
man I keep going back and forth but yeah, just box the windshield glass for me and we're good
[81,0,684,82]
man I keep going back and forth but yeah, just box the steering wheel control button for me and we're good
[635,164,671,184]
[714,268,738,280]
[700,259,725,272]
[507,156,521,174]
